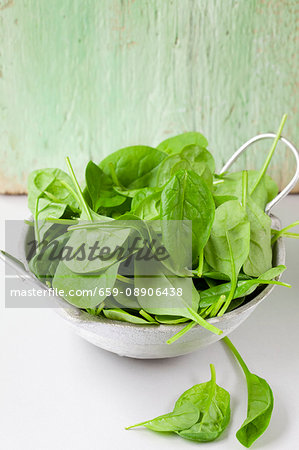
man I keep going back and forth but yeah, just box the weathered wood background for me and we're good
[0,0,298,194]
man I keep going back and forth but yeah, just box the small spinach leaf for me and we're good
[157,132,208,155]
[176,364,231,442]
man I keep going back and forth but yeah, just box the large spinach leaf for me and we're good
[160,169,215,266]
[243,196,272,277]
[205,200,250,314]
[99,146,166,188]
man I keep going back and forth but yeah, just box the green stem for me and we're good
[223,336,251,379]
[209,363,216,384]
[218,232,237,316]
[271,221,299,244]
[197,249,204,277]
[275,232,299,240]
[139,310,157,323]
[44,217,79,225]
[167,321,196,345]
[59,180,82,210]
[210,295,226,317]
[251,114,287,195]
[65,156,93,221]
[34,196,41,245]
[187,308,222,335]
[109,162,121,187]
[242,170,248,209]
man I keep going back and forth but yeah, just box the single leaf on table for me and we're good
[175,364,231,442]
[126,363,230,440]
[160,169,215,267]
[126,403,200,432]
[223,337,274,448]
[157,132,208,155]
[99,146,166,189]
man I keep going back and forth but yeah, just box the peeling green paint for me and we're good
[0,0,298,193]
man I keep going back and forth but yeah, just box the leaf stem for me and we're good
[187,308,223,335]
[223,336,251,378]
[167,321,196,344]
[271,220,299,244]
[218,232,237,316]
[65,157,93,221]
[242,170,248,209]
[59,180,82,210]
[251,114,287,195]
[197,249,204,277]
[209,363,216,384]
[109,162,121,187]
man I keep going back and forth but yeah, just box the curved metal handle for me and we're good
[220,133,299,213]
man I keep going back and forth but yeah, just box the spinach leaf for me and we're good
[99,146,166,189]
[160,169,215,266]
[176,364,231,442]
[28,168,79,217]
[85,161,126,210]
[156,144,214,189]
[134,259,222,335]
[156,154,182,186]
[52,260,119,309]
[127,363,229,441]
[63,225,130,273]
[133,191,161,220]
[157,132,208,155]
[180,144,215,173]
[126,403,200,432]
[224,337,274,448]
[205,200,250,314]
[200,265,288,308]
[243,195,272,277]
[213,171,278,211]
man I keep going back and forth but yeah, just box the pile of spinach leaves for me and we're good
[27,116,296,342]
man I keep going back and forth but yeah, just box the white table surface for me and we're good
[0,194,298,450]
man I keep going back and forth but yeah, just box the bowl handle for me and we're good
[220,133,299,213]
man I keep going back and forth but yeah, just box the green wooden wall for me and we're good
[0,0,298,193]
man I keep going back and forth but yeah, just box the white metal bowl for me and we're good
[3,214,283,359]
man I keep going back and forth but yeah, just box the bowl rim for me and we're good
[19,214,285,332]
